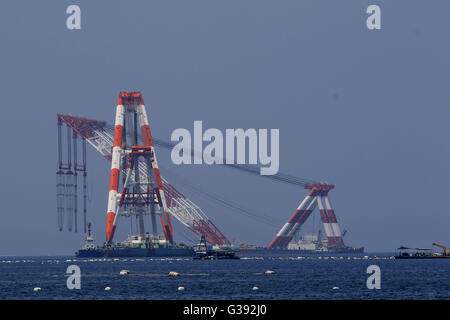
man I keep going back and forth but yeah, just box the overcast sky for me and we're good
[0,1,449,255]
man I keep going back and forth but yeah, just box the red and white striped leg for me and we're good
[286,196,318,239]
[137,102,173,244]
[323,194,344,247]
[317,195,336,247]
[105,100,125,243]
[267,187,318,249]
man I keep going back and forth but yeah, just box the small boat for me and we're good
[193,235,239,260]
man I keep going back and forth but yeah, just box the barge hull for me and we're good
[76,247,194,258]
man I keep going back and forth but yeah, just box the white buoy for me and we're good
[252,286,259,291]
[105,286,111,291]
[264,270,275,274]
[178,286,185,291]
[119,270,131,275]
[168,271,180,277]
[332,286,340,290]
[33,287,41,292]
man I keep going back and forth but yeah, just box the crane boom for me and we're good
[432,242,448,255]
[57,113,231,246]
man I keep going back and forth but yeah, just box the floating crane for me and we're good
[56,92,353,250]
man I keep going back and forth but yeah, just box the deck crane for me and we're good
[432,243,448,255]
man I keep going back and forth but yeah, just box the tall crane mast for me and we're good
[57,99,231,246]
[267,183,345,249]
[104,92,172,244]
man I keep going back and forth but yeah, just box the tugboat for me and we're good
[75,222,104,257]
[193,235,239,260]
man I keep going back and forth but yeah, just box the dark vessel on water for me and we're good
[193,235,239,260]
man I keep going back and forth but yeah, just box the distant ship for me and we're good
[75,223,193,258]
[394,243,450,259]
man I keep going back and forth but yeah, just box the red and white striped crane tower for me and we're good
[57,92,231,246]
[267,183,345,249]
[105,91,173,244]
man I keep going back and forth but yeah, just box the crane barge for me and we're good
[58,91,363,257]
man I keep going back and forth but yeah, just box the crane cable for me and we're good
[152,136,319,187]
[159,164,285,228]
[104,124,320,187]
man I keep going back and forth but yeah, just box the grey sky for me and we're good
[0,1,449,255]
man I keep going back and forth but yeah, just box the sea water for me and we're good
[0,253,448,300]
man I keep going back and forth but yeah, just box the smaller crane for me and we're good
[432,243,448,256]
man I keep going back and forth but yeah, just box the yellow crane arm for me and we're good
[432,243,448,255]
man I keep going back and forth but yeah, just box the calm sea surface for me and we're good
[0,253,448,300]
